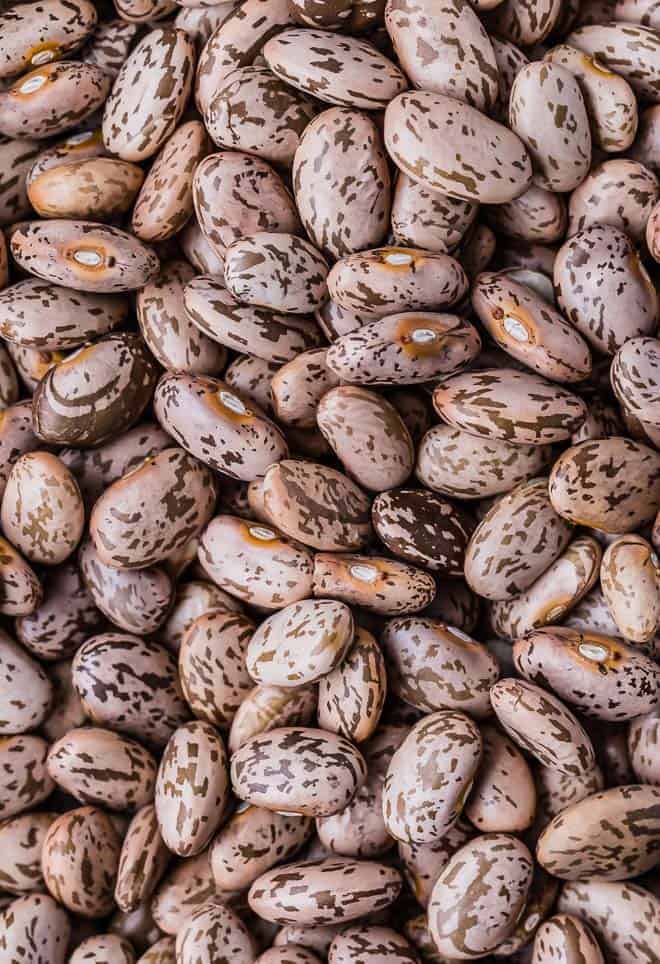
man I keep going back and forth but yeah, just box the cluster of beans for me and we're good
[0,0,659,961]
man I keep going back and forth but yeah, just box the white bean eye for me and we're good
[384,251,413,266]
[578,642,610,663]
[219,390,249,415]
[72,250,103,267]
[349,564,379,583]
[503,316,529,342]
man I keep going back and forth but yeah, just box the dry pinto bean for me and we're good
[472,271,592,383]
[131,121,210,243]
[228,683,316,754]
[558,880,660,964]
[246,597,354,686]
[372,488,473,575]
[211,804,312,895]
[81,18,141,78]
[316,627,386,743]
[567,22,660,102]
[41,806,122,918]
[0,734,54,819]
[115,804,170,913]
[47,726,157,811]
[194,0,293,116]
[1,451,84,565]
[600,534,660,644]
[611,335,660,427]
[325,312,481,386]
[248,857,402,925]
[509,62,592,193]
[160,579,243,654]
[176,899,255,964]
[102,27,195,162]
[184,275,321,365]
[628,708,660,784]
[0,0,98,79]
[10,220,160,294]
[554,224,658,356]
[0,279,128,351]
[198,515,314,610]
[537,784,660,881]
[90,447,217,570]
[326,247,468,317]
[155,720,229,857]
[293,107,391,259]
[178,609,255,728]
[150,849,218,935]
[0,810,55,894]
[315,722,407,858]
[262,29,407,109]
[390,174,478,253]
[72,632,189,747]
[153,371,288,482]
[27,157,144,221]
[433,369,587,445]
[312,553,435,614]
[193,151,300,259]
[398,818,474,908]
[224,232,328,314]
[384,91,532,204]
[261,459,372,551]
[380,617,498,718]
[0,893,70,964]
[416,423,552,499]
[465,723,536,833]
[532,914,605,964]
[316,386,413,491]
[382,710,482,843]
[464,477,573,601]
[271,349,339,429]
[0,62,111,140]
[488,534,602,641]
[428,833,534,959]
[0,535,42,616]
[385,0,498,112]
[484,184,568,244]
[69,935,137,963]
[231,726,367,816]
[491,678,596,776]
[32,333,158,447]
[136,261,227,375]
[567,158,658,242]
[225,354,279,414]
[205,66,315,168]
[549,437,660,532]
[328,926,417,964]
[513,626,660,722]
